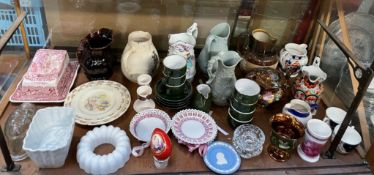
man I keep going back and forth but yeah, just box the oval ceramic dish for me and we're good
[64,80,131,125]
[129,109,172,142]
[172,109,217,145]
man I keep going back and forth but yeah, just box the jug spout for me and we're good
[251,29,277,55]
[197,84,211,99]
[219,51,242,68]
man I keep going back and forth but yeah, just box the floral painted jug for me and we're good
[279,43,308,77]
[198,23,230,75]
[168,23,198,81]
[207,51,242,106]
[293,57,327,113]
[121,31,159,83]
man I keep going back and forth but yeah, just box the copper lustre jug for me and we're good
[237,29,278,72]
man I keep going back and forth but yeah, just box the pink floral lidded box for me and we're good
[22,49,69,91]
[10,49,80,103]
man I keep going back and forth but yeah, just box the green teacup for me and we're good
[163,75,186,87]
[228,108,253,129]
[230,96,257,113]
[163,55,187,83]
[229,105,255,122]
[232,78,261,105]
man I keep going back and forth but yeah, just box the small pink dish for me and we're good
[172,109,217,145]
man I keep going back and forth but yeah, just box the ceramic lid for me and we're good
[203,141,241,174]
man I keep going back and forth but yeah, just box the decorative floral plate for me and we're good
[172,109,217,145]
[129,109,172,142]
[64,80,131,125]
[10,61,80,103]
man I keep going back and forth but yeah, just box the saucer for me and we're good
[155,79,192,101]
[172,109,217,145]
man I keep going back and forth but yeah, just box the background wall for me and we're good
[42,0,240,50]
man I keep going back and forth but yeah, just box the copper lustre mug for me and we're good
[268,113,305,162]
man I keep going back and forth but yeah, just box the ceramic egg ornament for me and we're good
[150,128,172,169]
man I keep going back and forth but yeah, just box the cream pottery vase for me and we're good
[198,23,230,75]
[121,31,159,82]
[168,23,198,81]
[207,51,242,106]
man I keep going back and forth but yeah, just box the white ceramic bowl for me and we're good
[77,125,131,174]
[129,109,172,142]
[23,107,75,168]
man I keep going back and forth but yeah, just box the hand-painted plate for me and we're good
[64,80,130,125]
[204,141,241,174]
[10,61,79,103]
[172,109,217,145]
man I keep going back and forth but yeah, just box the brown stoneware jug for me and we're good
[77,28,114,80]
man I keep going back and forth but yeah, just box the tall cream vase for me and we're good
[121,31,160,83]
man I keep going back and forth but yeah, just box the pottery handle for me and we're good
[312,56,321,66]
[205,35,215,58]
[131,142,150,157]
[322,117,330,124]
[300,43,308,49]
[206,56,218,84]
[187,22,198,39]
[237,32,251,56]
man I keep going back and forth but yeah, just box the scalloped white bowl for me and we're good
[77,125,131,174]
[129,109,172,142]
[23,107,75,168]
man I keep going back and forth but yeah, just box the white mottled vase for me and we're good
[207,51,242,106]
[168,23,198,81]
[198,23,230,75]
[121,31,160,83]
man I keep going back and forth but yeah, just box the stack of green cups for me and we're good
[228,78,261,128]
[162,55,187,98]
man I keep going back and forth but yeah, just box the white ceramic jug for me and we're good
[198,23,230,75]
[121,31,159,83]
[282,99,312,126]
[168,23,198,81]
[279,43,308,77]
